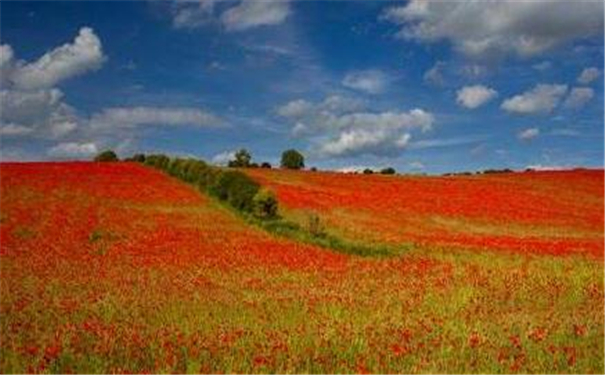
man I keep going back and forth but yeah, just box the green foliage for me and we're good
[260,162,272,169]
[252,188,278,219]
[228,149,252,168]
[143,154,170,169]
[280,149,305,170]
[363,168,373,175]
[94,150,118,162]
[124,154,145,163]
[380,167,396,175]
[210,170,260,212]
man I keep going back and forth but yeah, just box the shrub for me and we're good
[94,150,118,162]
[210,170,260,212]
[306,211,325,238]
[252,188,278,219]
[131,154,146,163]
[261,162,272,169]
[380,167,396,175]
[281,149,305,170]
[363,168,374,175]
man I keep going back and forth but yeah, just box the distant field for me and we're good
[1,163,603,373]
[247,168,604,258]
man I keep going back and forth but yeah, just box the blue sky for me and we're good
[0,0,603,173]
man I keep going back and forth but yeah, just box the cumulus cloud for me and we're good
[342,69,388,94]
[47,141,98,158]
[276,95,365,136]
[0,88,79,139]
[563,87,594,109]
[423,61,445,86]
[0,28,105,140]
[382,0,604,60]
[577,67,600,84]
[276,99,313,118]
[318,129,410,157]
[517,127,540,141]
[277,95,433,158]
[501,84,567,114]
[11,27,105,91]
[221,0,291,31]
[456,85,498,109]
[89,107,223,130]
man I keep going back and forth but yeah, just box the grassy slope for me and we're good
[0,162,603,373]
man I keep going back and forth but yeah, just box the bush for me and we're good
[281,149,305,170]
[252,188,278,219]
[380,167,396,175]
[363,168,373,175]
[144,154,170,169]
[306,211,325,238]
[261,162,272,169]
[94,150,118,162]
[130,154,146,163]
[210,170,260,212]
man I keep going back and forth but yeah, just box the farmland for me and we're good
[1,162,603,373]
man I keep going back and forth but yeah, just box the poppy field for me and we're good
[1,162,603,373]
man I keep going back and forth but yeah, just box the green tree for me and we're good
[94,150,118,162]
[228,149,252,168]
[280,149,305,170]
[380,167,396,175]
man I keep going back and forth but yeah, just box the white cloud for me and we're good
[315,109,433,157]
[276,99,313,118]
[563,87,594,109]
[342,69,388,94]
[577,67,600,84]
[221,0,291,31]
[408,135,486,150]
[172,0,217,29]
[423,61,445,86]
[318,129,411,158]
[11,27,105,90]
[211,150,236,165]
[382,0,604,59]
[0,123,34,136]
[0,28,106,140]
[501,84,567,114]
[90,107,222,129]
[517,127,540,141]
[456,85,497,109]
[0,88,79,139]
[47,141,98,158]
[277,95,433,158]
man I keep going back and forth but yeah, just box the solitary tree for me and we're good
[228,149,252,168]
[94,150,118,162]
[280,149,304,170]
